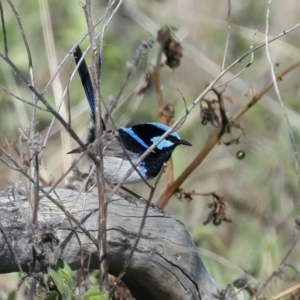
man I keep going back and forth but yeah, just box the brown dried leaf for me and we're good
[157,26,183,69]
[224,95,233,103]
[136,72,153,96]
[245,85,257,100]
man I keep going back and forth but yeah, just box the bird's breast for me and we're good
[103,156,148,184]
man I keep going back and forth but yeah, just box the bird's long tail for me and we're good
[73,46,106,130]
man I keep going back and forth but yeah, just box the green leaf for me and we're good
[56,259,73,280]
[49,269,67,295]
[7,291,16,300]
[44,291,59,300]
[82,286,108,300]
[57,268,73,290]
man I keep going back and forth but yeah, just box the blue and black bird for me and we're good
[69,46,191,184]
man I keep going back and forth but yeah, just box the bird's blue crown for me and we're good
[119,122,181,153]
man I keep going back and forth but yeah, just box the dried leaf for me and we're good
[224,95,233,103]
[136,72,152,95]
[245,85,257,100]
[157,26,183,69]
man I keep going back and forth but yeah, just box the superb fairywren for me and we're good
[69,46,191,184]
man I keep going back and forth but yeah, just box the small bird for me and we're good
[69,46,191,184]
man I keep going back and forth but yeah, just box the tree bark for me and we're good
[0,185,235,300]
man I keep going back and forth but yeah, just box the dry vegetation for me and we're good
[1,0,300,299]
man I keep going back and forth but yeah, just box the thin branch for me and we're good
[32,154,39,224]
[0,221,23,274]
[104,36,155,124]
[264,0,300,201]
[0,146,98,247]
[0,85,49,111]
[221,0,231,71]
[38,149,89,200]
[151,23,300,206]
[82,0,111,290]
[0,53,85,149]
[197,247,256,282]
[267,283,300,300]
[6,0,39,224]
[39,4,122,160]
[156,59,300,206]
[109,166,164,299]
[254,217,300,298]
[61,164,95,224]
[0,0,8,56]
[215,25,260,89]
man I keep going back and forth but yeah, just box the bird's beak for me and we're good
[179,139,192,146]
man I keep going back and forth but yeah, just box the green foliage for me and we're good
[42,259,73,300]
[38,259,108,300]
[0,291,17,300]
[82,286,108,300]
[44,291,59,300]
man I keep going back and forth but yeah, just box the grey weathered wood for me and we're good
[0,186,233,300]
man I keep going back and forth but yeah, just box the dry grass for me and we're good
[1,0,300,299]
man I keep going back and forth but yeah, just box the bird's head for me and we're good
[119,122,191,154]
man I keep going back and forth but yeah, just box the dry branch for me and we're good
[0,187,237,300]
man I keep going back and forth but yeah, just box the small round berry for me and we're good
[236,150,246,160]
[213,217,222,226]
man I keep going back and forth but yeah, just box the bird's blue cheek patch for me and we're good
[151,136,174,150]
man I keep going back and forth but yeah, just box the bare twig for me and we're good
[82,0,112,290]
[6,0,39,223]
[104,36,155,124]
[0,1,8,56]
[215,25,260,89]
[0,221,23,274]
[254,217,300,298]
[39,0,71,175]
[264,0,300,201]
[157,58,300,206]
[32,154,39,224]
[221,0,231,71]
[0,85,48,111]
[0,146,98,247]
[267,283,300,300]
[39,4,123,160]
[109,166,164,299]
